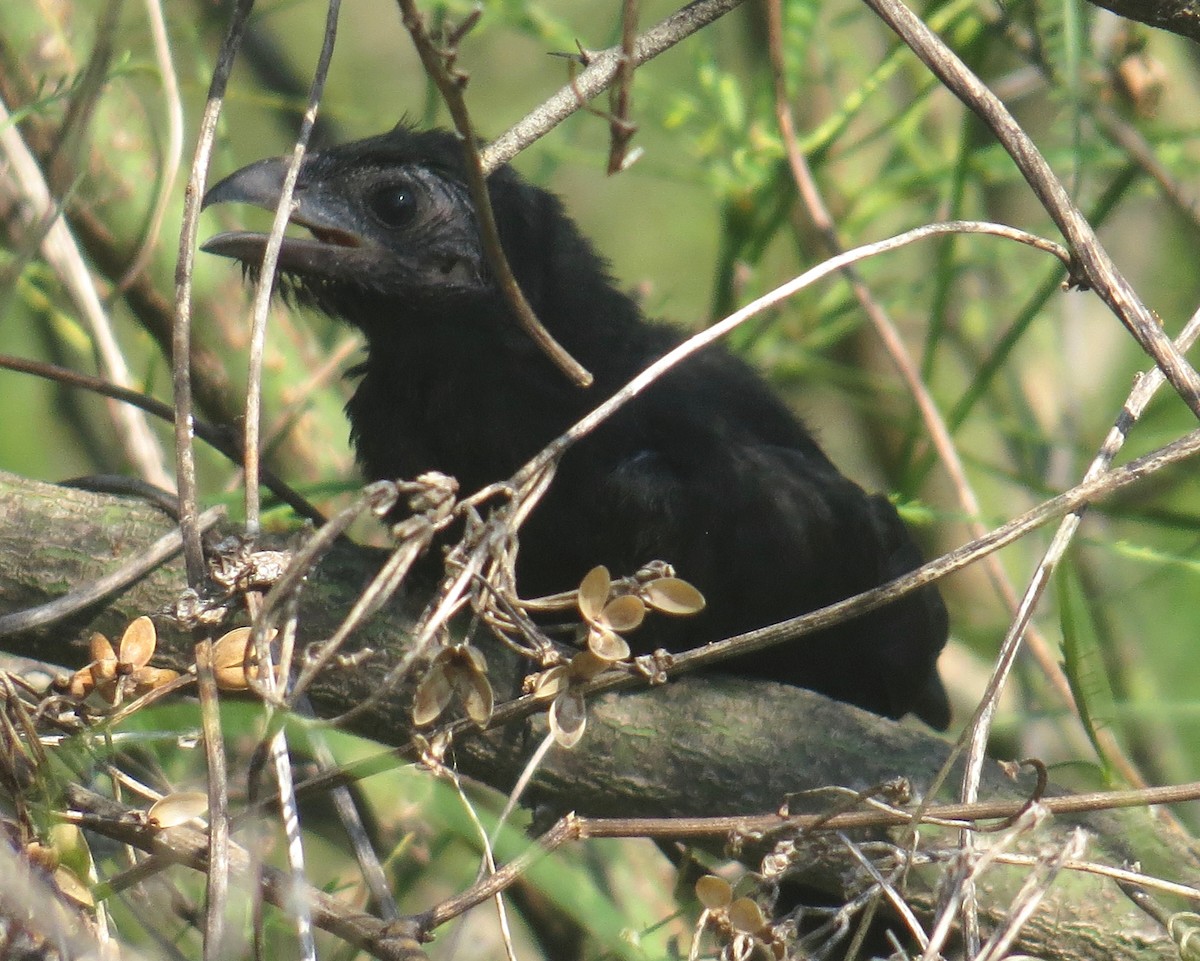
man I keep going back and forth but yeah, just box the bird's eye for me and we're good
[368,185,418,228]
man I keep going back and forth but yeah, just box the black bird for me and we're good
[202,125,950,728]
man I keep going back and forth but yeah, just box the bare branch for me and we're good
[482,0,746,171]
[395,0,593,388]
[1085,0,1200,43]
[241,0,342,535]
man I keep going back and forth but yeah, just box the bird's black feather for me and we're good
[202,125,951,728]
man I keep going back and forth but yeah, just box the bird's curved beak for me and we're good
[203,156,292,213]
[201,156,366,272]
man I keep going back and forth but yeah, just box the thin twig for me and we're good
[172,0,255,586]
[605,0,640,175]
[481,0,746,171]
[193,633,232,961]
[1093,100,1200,227]
[973,829,1088,961]
[68,784,429,961]
[115,0,183,293]
[173,2,257,952]
[767,0,1173,856]
[839,833,930,951]
[762,0,1079,712]
[0,97,169,487]
[0,354,326,524]
[256,422,1200,825]
[657,426,1200,677]
[922,806,1046,961]
[395,0,592,388]
[261,334,361,459]
[297,704,400,919]
[416,776,1200,931]
[418,816,583,930]
[272,724,317,961]
[241,0,342,535]
[952,301,1200,946]
[517,221,1071,484]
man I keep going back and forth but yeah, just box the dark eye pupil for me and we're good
[370,186,417,227]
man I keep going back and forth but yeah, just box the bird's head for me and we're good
[202,125,572,326]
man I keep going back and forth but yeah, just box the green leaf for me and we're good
[1056,559,1118,781]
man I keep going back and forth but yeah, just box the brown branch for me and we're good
[481,0,747,171]
[760,0,1082,714]
[239,0,342,534]
[0,473,1194,961]
[605,0,640,175]
[172,4,258,953]
[421,778,1200,929]
[394,1,593,389]
[0,354,325,524]
[1085,0,1200,43]
[573,779,1200,839]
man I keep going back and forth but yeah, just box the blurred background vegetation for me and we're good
[2,0,1200,956]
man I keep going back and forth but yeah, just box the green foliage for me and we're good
[1056,555,1119,781]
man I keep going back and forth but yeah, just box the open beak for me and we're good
[201,157,366,273]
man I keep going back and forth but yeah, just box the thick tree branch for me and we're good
[1086,0,1200,43]
[0,472,1196,960]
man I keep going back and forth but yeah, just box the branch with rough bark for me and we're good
[1086,0,1200,43]
[0,471,1197,960]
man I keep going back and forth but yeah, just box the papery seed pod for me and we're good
[577,565,611,621]
[642,577,706,615]
[549,689,587,748]
[149,791,210,828]
[597,594,645,633]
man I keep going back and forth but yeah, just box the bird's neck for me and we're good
[347,301,602,491]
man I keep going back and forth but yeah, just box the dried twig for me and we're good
[761,0,1079,713]
[605,0,640,175]
[482,0,746,171]
[67,784,429,961]
[0,97,169,487]
[518,221,1070,485]
[171,1,257,951]
[395,0,593,388]
[116,0,183,293]
[241,0,342,535]
[0,354,325,524]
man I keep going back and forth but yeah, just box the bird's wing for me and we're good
[563,431,949,726]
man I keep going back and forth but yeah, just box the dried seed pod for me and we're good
[149,791,210,828]
[567,649,611,681]
[211,627,256,691]
[530,665,568,701]
[412,660,454,727]
[587,626,631,662]
[117,616,157,669]
[549,689,587,748]
[455,656,494,726]
[643,577,706,615]
[728,898,768,935]
[89,633,118,684]
[695,875,733,911]
[577,565,611,622]
[597,594,645,633]
[130,666,181,696]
